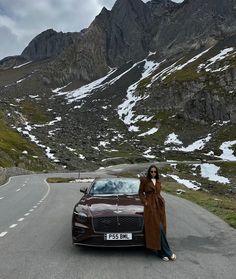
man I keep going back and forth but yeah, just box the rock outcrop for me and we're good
[0,29,79,69]
[21,29,79,61]
[0,55,28,70]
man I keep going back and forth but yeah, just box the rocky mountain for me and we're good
[0,0,235,191]
[0,29,79,70]
[45,0,236,85]
[21,29,79,61]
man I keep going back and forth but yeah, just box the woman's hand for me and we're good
[144,201,148,207]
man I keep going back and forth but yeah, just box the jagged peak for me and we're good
[112,0,146,12]
[100,7,109,14]
[35,28,58,37]
[95,6,110,20]
[40,28,56,34]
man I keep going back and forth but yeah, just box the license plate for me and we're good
[104,233,132,240]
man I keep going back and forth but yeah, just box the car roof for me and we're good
[93,177,139,182]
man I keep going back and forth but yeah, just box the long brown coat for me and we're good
[139,176,167,250]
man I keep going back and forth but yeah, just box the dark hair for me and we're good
[146,165,159,180]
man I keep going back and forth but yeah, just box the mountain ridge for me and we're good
[0,0,235,186]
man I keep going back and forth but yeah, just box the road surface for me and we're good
[0,171,236,279]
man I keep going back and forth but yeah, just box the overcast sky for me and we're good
[0,0,184,60]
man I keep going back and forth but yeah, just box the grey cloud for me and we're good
[97,0,149,10]
[97,0,116,9]
[0,0,106,59]
[0,26,22,57]
[0,0,160,60]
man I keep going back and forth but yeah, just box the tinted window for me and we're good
[89,179,139,195]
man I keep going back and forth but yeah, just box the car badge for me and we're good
[113,210,122,214]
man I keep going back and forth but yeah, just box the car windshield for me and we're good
[89,178,139,195]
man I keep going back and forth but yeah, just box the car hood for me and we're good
[80,195,143,217]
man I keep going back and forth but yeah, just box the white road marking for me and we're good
[0,177,12,188]
[9,224,18,229]
[0,176,51,238]
[0,232,8,237]
[42,179,51,201]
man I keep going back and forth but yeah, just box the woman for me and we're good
[139,165,176,261]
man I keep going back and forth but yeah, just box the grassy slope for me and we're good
[0,113,54,171]
[163,180,236,229]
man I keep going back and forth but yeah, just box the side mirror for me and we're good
[80,186,88,194]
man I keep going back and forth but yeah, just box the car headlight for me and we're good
[74,205,89,223]
[77,212,88,223]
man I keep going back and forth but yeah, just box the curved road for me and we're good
[0,171,236,279]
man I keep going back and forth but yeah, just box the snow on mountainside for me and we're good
[0,0,236,194]
[2,43,235,170]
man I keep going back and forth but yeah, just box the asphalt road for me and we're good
[0,171,236,279]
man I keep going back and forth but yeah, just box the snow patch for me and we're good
[79,154,86,160]
[138,128,158,137]
[148,51,156,57]
[218,140,236,161]
[200,163,230,184]
[16,123,60,163]
[143,147,155,159]
[52,82,72,93]
[117,59,161,130]
[13,61,32,69]
[164,133,183,145]
[168,174,201,190]
[99,141,110,147]
[198,48,234,72]
[149,48,210,86]
[16,78,26,84]
[166,134,212,152]
[65,146,76,152]
[29,95,39,99]
[45,147,59,162]
[53,69,116,104]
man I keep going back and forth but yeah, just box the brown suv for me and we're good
[72,177,145,247]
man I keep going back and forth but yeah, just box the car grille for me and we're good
[93,215,144,233]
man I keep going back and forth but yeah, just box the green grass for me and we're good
[163,181,236,229]
[19,100,49,124]
[0,113,54,171]
[223,52,236,69]
[0,115,34,163]
[162,53,204,83]
[158,47,235,85]
[219,161,236,176]
[47,177,75,183]
[215,125,236,142]
[137,77,152,92]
